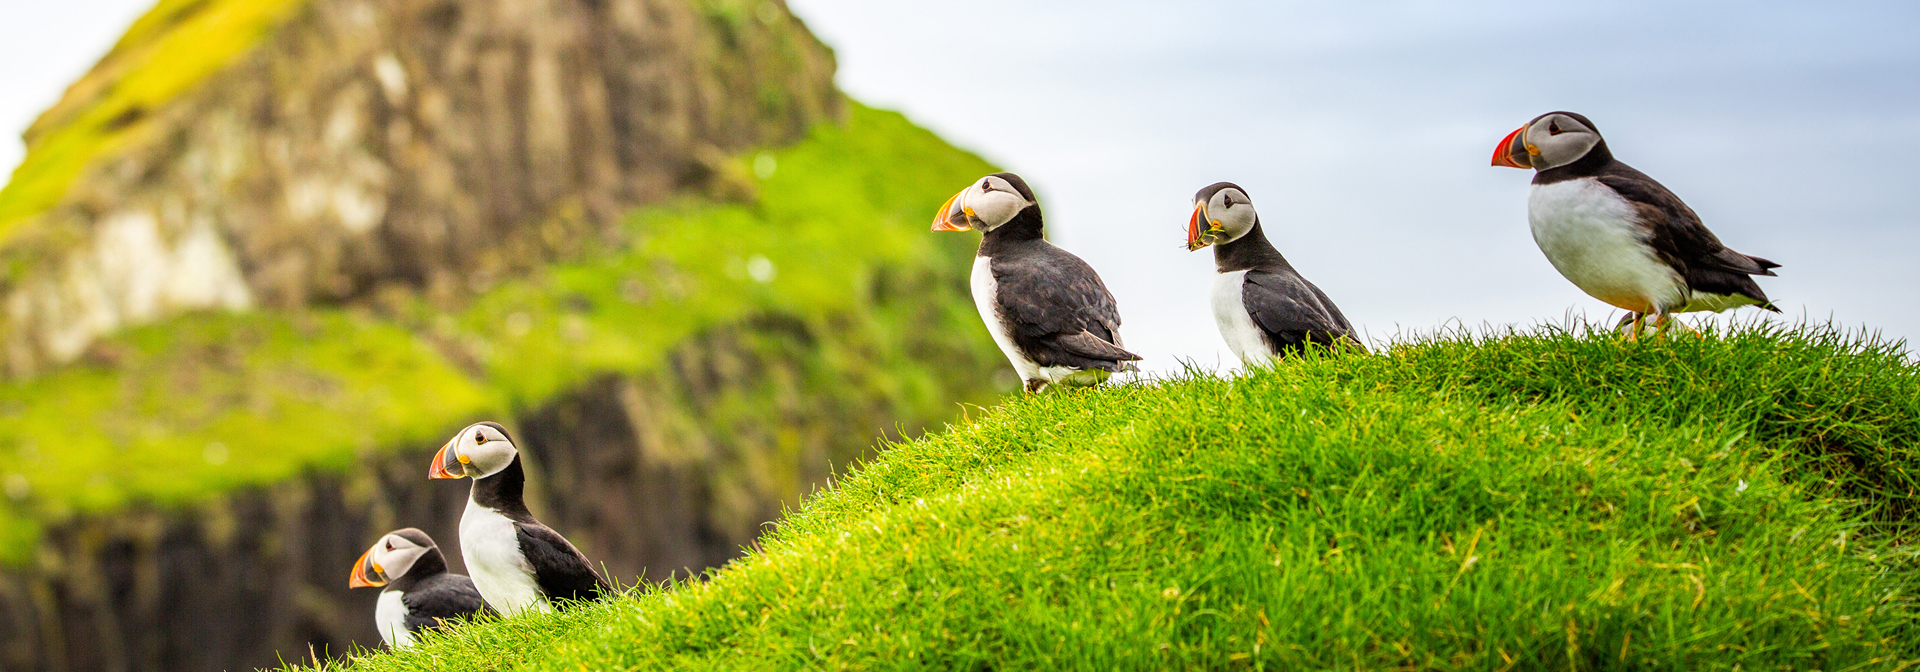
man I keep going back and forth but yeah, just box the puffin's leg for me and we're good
[1023,378,1048,394]
[1674,315,1702,337]
[1621,313,1646,341]
[1616,312,1642,341]
[1653,311,1696,338]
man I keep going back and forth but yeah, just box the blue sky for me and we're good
[4,1,1916,372]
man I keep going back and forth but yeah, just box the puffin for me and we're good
[1185,182,1363,365]
[931,172,1142,392]
[429,421,610,615]
[348,527,486,649]
[1493,111,1780,335]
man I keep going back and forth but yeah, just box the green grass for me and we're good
[292,324,1919,671]
[0,104,1004,565]
[0,0,309,237]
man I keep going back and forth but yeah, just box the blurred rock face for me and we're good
[0,317,945,672]
[1,0,841,376]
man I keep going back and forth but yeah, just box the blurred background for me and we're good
[8,1,1918,373]
[0,1,1913,670]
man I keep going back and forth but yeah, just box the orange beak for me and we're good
[349,547,385,588]
[429,438,462,479]
[1492,126,1532,168]
[1186,202,1218,251]
[930,190,971,232]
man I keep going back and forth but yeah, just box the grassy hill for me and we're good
[289,325,1919,671]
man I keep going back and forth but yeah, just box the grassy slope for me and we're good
[0,104,1002,564]
[299,325,1918,671]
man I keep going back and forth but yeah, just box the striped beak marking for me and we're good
[1492,125,1534,169]
[429,437,466,480]
[931,187,974,232]
[1186,202,1223,251]
[349,547,387,588]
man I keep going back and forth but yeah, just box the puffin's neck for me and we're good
[1212,220,1292,273]
[977,206,1045,257]
[469,455,531,519]
[385,548,449,593]
[1532,139,1617,185]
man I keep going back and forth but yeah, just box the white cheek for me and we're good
[967,191,1025,229]
[468,444,516,477]
[1219,208,1258,243]
[383,548,422,579]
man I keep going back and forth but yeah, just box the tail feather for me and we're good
[1056,331,1142,365]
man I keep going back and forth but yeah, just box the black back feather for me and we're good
[514,523,611,607]
[398,573,486,632]
[1532,119,1780,311]
[1212,216,1361,357]
[980,205,1141,372]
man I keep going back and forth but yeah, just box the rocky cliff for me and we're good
[0,0,1007,670]
[0,0,838,375]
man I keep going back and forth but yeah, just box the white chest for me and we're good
[1211,271,1271,367]
[458,499,551,617]
[1527,179,1685,314]
[971,256,1039,381]
[375,590,415,649]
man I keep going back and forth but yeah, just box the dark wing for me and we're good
[401,574,486,632]
[1596,164,1779,309]
[992,244,1142,371]
[1242,270,1363,356]
[514,523,611,607]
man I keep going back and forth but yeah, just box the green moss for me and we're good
[0,0,309,238]
[0,310,497,565]
[453,104,996,405]
[0,103,1005,566]
[290,324,1920,671]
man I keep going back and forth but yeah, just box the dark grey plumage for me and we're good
[1196,182,1359,358]
[1527,112,1780,313]
[971,173,1141,390]
[394,570,486,632]
[467,425,611,607]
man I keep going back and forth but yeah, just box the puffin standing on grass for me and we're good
[932,172,1142,392]
[1185,182,1363,365]
[430,421,610,615]
[1492,111,1780,335]
[347,528,485,649]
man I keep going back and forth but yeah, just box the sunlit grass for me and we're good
[293,324,1920,670]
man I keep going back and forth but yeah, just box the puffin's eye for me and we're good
[385,541,393,551]
[981,180,992,192]
[474,431,487,444]
[1549,121,1563,135]
[1223,195,1234,207]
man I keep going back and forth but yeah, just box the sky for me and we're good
[3,0,1916,374]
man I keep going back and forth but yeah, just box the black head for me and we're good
[1188,182,1260,251]
[430,421,520,480]
[932,172,1042,233]
[350,527,444,588]
[1193,181,1245,204]
[391,527,437,549]
[989,172,1038,203]
[1493,111,1610,171]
